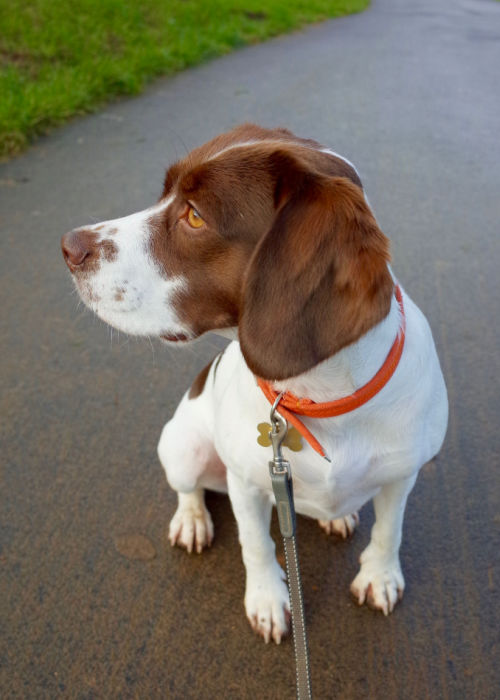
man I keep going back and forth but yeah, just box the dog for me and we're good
[61,124,448,644]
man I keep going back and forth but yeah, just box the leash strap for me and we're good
[269,403,312,700]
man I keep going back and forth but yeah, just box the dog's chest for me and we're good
[215,417,377,520]
[211,351,378,520]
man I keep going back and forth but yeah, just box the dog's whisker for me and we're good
[146,335,156,364]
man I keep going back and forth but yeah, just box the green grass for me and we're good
[0,0,369,159]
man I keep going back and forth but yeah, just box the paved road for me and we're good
[1,0,499,697]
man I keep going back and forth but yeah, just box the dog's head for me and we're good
[62,124,393,380]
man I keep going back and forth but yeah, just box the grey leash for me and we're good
[268,396,313,700]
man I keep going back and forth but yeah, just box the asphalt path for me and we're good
[1,0,499,697]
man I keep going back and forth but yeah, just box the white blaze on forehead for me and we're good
[207,139,312,162]
[206,140,362,182]
[206,140,260,161]
[76,194,190,338]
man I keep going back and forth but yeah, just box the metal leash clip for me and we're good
[267,393,312,699]
[268,396,296,538]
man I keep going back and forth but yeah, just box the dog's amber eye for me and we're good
[187,206,204,229]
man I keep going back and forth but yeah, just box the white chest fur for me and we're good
[209,289,447,522]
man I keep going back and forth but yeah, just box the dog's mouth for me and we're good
[160,332,190,343]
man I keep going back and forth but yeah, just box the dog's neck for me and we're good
[267,293,402,403]
[213,292,402,404]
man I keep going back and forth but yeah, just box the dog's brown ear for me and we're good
[239,152,394,380]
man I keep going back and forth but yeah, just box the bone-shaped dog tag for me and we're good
[256,422,303,451]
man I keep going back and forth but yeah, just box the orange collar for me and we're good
[257,285,406,459]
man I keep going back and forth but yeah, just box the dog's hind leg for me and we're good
[157,388,227,554]
[317,512,359,539]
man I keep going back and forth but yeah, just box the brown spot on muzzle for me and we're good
[101,239,118,263]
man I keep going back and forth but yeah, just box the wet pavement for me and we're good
[1,0,499,697]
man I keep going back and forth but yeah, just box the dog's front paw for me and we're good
[318,512,359,539]
[168,501,214,554]
[350,545,404,615]
[245,564,290,644]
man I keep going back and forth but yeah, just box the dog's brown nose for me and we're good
[61,229,95,270]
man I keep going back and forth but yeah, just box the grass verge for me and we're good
[0,0,369,159]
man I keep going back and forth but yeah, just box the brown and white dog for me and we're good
[61,124,448,644]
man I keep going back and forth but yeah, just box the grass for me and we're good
[0,0,369,159]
